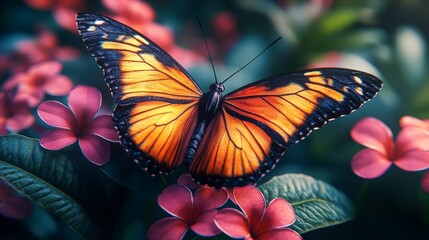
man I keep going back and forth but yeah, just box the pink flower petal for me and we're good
[396,127,429,152]
[2,73,23,90]
[0,181,15,200]
[214,208,250,238]
[0,123,7,135]
[225,187,236,204]
[147,217,188,240]
[24,0,53,10]
[102,0,124,13]
[193,187,227,217]
[15,87,44,107]
[54,47,80,61]
[0,196,33,219]
[191,210,221,236]
[177,173,202,190]
[86,115,119,142]
[351,149,392,178]
[399,116,429,132]
[44,75,73,96]
[53,7,79,33]
[257,228,302,240]
[68,86,101,127]
[38,100,77,130]
[158,184,193,222]
[254,198,296,236]
[40,129,77,150]
[394,150,429,171]
[421,172,429,194]
[6,111,35,132]
[29,61,62,77]
[350,117,394,156]
[233,186,266,230]
[79,134,110,165]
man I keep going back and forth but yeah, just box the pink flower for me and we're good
[24,0,85,32]
[0,180,33,219]
[211,11,238,54]
[37,86,119,165]
[214,186,301,240]
[177,173,236,203]
[0,30,79,76]
[421,171,429,194]
[101,0,203,67]
[3,61,73,107]
[102,0,170,47]
[16,30,80,64]
[351,117,429,178]
[177,173,203,190]
[147,184,228,240]
[24,0,84,10]
[400,115,429,134]
[0,91,35,135]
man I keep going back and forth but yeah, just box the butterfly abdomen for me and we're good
[184,120,208,165]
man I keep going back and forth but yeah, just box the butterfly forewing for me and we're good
[76,13,202,173]
[76,13,202,104]
[190,69,382,187]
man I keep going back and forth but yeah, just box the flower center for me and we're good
[29,75,47,87]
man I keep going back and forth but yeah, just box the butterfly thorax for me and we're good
[198,83,224,120]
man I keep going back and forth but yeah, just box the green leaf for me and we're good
[258,174,353,234]
[317,9,360,37]
[0,134,107,239]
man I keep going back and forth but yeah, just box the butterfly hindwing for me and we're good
[76,13,202,174]
[190,68,382,187]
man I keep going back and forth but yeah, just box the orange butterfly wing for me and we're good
[190,69,382,187]
[77,13,202,173]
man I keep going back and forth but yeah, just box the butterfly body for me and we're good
[76,13,383,188]
[184,88,220,163]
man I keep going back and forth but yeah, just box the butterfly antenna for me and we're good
[197,17,218,83]
[220,37,282,85]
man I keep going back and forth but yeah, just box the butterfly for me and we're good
[76,13,382,188]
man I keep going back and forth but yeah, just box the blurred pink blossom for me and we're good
[3,61,73,107]
[16,30,80,63]
[0,180,33,219]
[211,11,239,55]
[101,0,204,67]
[421,171,429,194]
[0,91,35,135]
[148,184,227,240]
[214,186,301,240]
[37,86,119,165]
[24,0,85,32]
[351,117,429,178]
[400,115,429,134]
[0,30,79,75]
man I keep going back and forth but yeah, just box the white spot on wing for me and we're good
[87,26,96,31]
[94,20,105,25]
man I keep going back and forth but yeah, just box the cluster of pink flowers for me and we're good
[148,174,301,240]
[0,12,79,136]
[350,116,429,193]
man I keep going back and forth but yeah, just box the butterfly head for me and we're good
[209,83,225,93]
